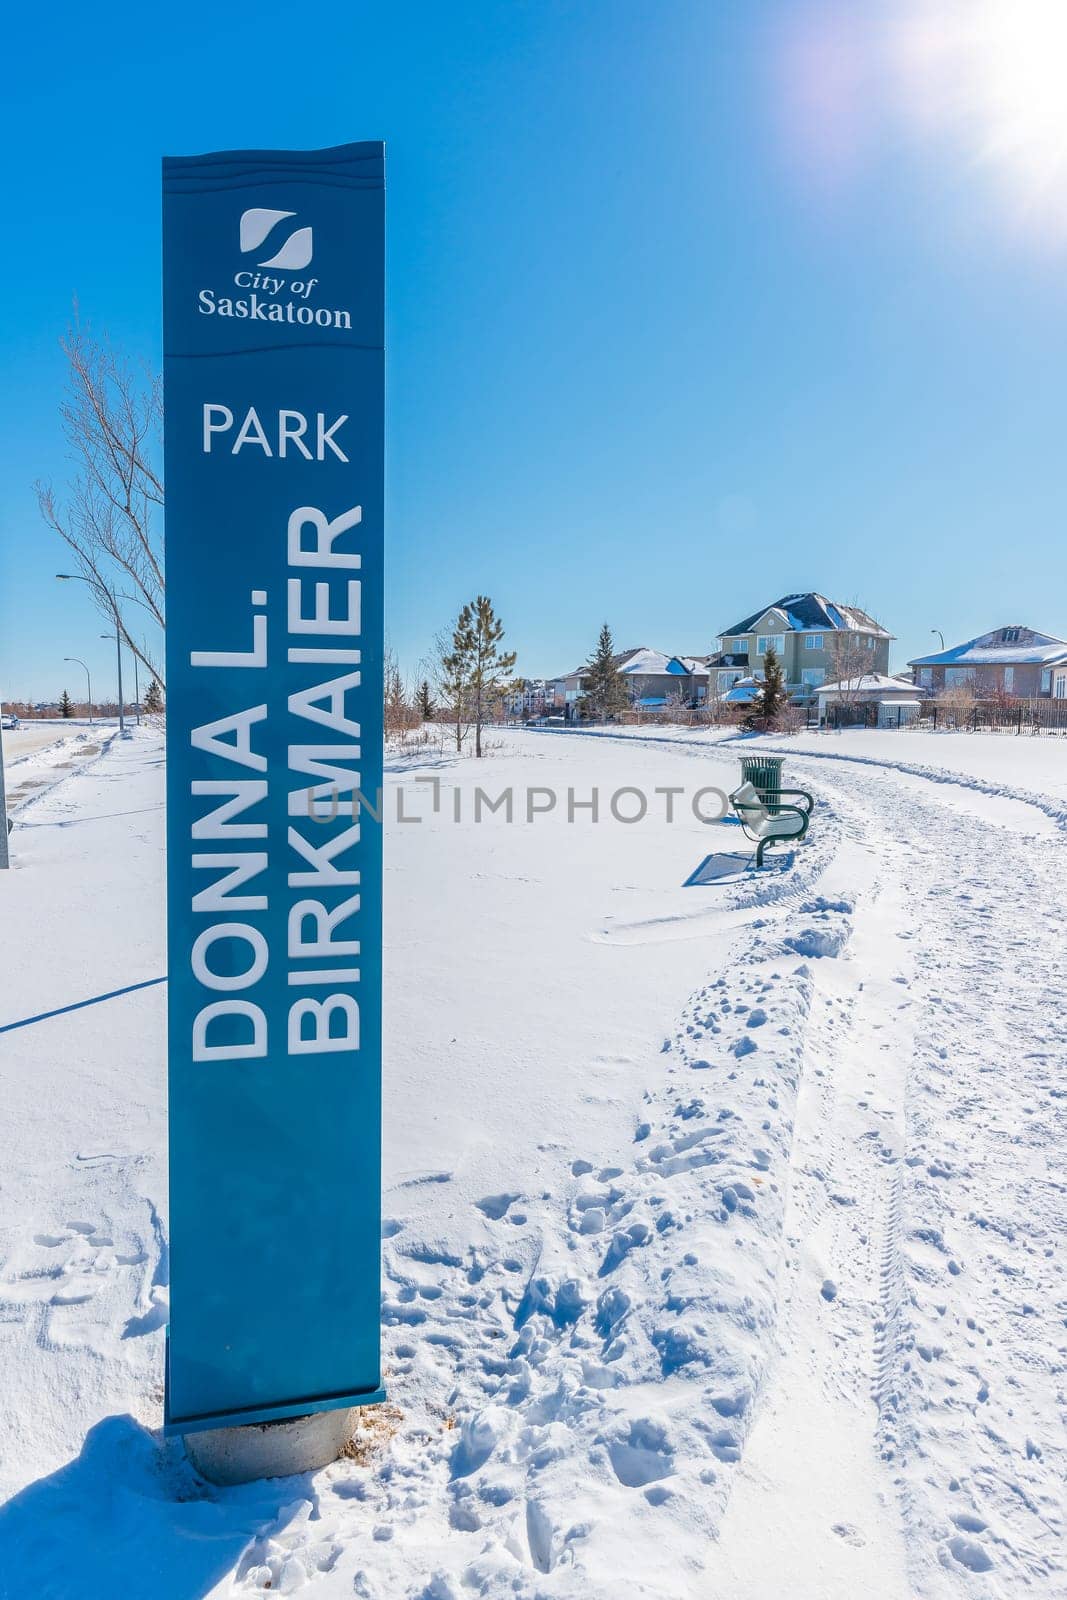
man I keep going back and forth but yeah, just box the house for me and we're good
[716,593,893,699]
[908,626,1067,698]
[504,678,556,717]
[559,647,707,711]
[817,672,925,727]
[703,649,751,699]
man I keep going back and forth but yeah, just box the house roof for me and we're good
[563,647,710,678]
[818,672,925,697]
[908,626,1067,668]
[720,592,893,640]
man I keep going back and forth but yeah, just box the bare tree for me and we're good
[825,629,871,711]
[937,677,977,728]
[36,317,165,686]
[383,645,409,739]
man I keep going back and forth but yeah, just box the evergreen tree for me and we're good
[462,595,517,757]
[143,679,164,714]
[583,623,630,721]
[59,689,73,719]
[437,617,474,753]
[417,679,435,722]
[749,646,789,728]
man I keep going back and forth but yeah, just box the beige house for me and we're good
[908,626,1067,698]
[713,593,893,699]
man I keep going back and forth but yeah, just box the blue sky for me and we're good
[3,0,1067,701]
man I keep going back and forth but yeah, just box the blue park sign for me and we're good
[162,144,385,1434]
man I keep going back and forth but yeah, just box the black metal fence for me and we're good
[922,698,1067,734]
[821,698,1067,734]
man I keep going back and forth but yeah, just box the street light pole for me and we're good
[0,708,9,870]
[101,635,138,726]
[57,575,126,737]
[63,658,94,724]
[932,628,946,652]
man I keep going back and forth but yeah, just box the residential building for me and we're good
[716,593,893,698]
[504,678,556,717]
[703,649,751,699]
[908,626,1067,698]
[559,647,707,711]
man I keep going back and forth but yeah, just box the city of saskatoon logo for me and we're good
[197,206,353,327]
[239,207,313,271]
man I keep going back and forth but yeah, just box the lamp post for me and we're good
[56,575,126,737]
[931,628,946,652]
[63,658,94,724]
[103,635,139,725]
[0,704,9,869]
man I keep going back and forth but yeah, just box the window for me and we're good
[866,636,876,650]
[801,667,825,687]
[1001,628,1020,643]
[804,635,820,649]
[757,634,785,656]
[918,667,933,688]
[718,670,744,691]
[1041,669,1052,694]
[1003,666,1014,692]
[945,667,975,686]
[1055,672,1067,700]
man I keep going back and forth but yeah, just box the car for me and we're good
[1,713,20,731]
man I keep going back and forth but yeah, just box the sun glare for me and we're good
[895,0,1067,238]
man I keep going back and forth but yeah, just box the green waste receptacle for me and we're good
[739,753,785,813]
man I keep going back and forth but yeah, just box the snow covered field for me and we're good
[0,724,1062,1599]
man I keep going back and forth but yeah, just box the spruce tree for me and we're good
[583,624,630,721]
[143,679,164,714]
[417,679,435,722]
[750,646,788,728]
[438,614,475,752]
[462,595,517,757]
[59,689,73,719]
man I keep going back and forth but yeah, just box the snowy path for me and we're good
[0,727,1062,1599]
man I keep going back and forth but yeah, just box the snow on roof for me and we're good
[720,592,892,640]
[909,627,1067,668]
[818,672,925,697]
[619,648,672,675]
[563,647,712,678]
[720,675,763,702]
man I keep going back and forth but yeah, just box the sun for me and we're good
[895,0,1067,236]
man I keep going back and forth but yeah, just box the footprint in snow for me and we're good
[475,1193,521,1222]
[832,1522,866,1547]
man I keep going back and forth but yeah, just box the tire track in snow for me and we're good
[769,754,1066,1598]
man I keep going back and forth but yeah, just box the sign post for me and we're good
[162,143,385,1479]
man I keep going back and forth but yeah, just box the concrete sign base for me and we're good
[185,1406,358,1486]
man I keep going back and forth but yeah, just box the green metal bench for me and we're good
[729,780,814,868]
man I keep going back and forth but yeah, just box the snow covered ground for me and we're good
[0,724,1062,1599]
[1,724,118,813]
